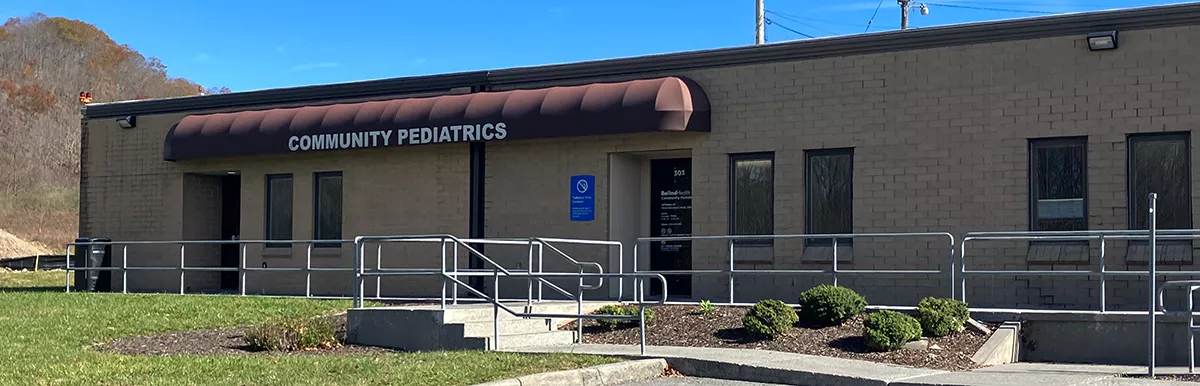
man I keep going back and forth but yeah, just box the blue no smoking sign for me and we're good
[570,175,595,222]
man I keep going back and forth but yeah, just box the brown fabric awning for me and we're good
[164,76,709,160]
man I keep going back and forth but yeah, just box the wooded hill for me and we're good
[0,13,229,251]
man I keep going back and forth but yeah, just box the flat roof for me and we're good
[84,2,1200,119]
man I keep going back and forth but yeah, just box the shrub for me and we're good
[742,299,798,339]
[863,310,922,352]
[798,285,867,326]
[244,317,340,352]
[916,297,970,337]
[595,304,655,329]
[699,300,714,315]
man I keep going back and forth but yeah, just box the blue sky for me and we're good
[1,0,1184,92]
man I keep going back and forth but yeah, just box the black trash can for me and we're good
[72,237,112,292]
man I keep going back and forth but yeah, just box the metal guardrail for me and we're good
[64,239,359,296]
[1156,280,1200,374]
[631,232,956,304]
[353,234,663,354]
[960,229,1200,312]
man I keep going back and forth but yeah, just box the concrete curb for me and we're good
[472,358,667,386]
[665,357,901,386]
[970,321,1020,366]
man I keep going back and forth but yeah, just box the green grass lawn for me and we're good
[0,270,618,386]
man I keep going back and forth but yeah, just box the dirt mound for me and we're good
[0,229,52,260]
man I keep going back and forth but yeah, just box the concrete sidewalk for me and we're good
[506,344,1197,385]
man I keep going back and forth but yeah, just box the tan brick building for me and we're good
[79,4,1200,310]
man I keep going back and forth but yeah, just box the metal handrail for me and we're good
[351,234,579,310]
[960,229,1200,312]
[64,239,358,296]
[1157,280,1200,374]
[632,232,956,303]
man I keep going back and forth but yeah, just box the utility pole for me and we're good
[899,0,910,30]
[755,0,765,44]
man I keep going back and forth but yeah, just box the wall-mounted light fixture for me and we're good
[1087,31,1118,51]
[116,116,136,129]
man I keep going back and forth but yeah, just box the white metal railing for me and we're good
[1156,280,1200,374]
[631,232,956,304]
[352,234,664,353]
[64,239,360,296]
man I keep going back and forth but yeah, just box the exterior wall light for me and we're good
[1087,31,1118,51]
[116,116,137,129]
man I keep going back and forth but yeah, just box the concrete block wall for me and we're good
[482,24,1200,309]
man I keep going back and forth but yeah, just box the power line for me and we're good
[924,2,1057,14]
[769,9,899,29]
[765,10,837,36]
[865,0,886,32]
[768,17,816,39]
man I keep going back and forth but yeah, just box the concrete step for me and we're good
[459,330,577,350]
[441,301,614,324]
[452,318,552,337]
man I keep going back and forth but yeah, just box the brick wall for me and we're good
[83,24,1200,309]
[482,24,1200,309]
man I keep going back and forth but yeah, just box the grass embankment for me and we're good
[0,270,618,386]
[0,186,78,250]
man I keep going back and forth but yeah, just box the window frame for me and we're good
[728,152,775,246]
[804,148,855,246]
[1126,132,1192,231]
[313,171,344,249]
[1027,136,1089,234]
[264,173,294,249]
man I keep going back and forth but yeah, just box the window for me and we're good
[805,148,853,245]
[1129,133,1191,230]
[1029,138,1087,232]
[314,172,343,248]
[265,174,293,248]
[730,153,774,244]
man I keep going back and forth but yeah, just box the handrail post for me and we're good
[632,243,639,303]
[618,245,624,302]
[493,267,500,350]
[240,244,247,296]
[527,240,534,306]
[639,302,647,355]
[832,237,839,287]
[1148,192,1158,378]
[960,239,969,303]
[947,235,955,299]
[728,239,735,305]
[306,244,313,298]
[538,243,544,302]
[1189,285,1195,374]
[376,244,383,299]
[64,245,72,293]
[441,238,448,309]
[179,244,186,295]
[122,245,128,294]
[453,242,459,305]
[352,241,362,309]
[1099,235,1106,312]
[577,265,584,344]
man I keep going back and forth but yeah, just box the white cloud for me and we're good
[548,5,566,14]
[410,57,427,67]
[275,46,286,53]
[193,53,212,62]
[290,62,340,71]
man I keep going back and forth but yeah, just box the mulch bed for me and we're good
[97,314,398,356]
[562,305,993,371]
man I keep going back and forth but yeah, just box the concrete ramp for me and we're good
[347,301,615,351]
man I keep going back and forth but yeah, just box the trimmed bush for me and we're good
[916,297,970,337]
[798,285,867,326]
[863,310,922,352]
[244,317,340,352]
[742,299,799,339]
[595,304,655,329]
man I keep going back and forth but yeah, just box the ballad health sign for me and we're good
[570,175,595,222]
